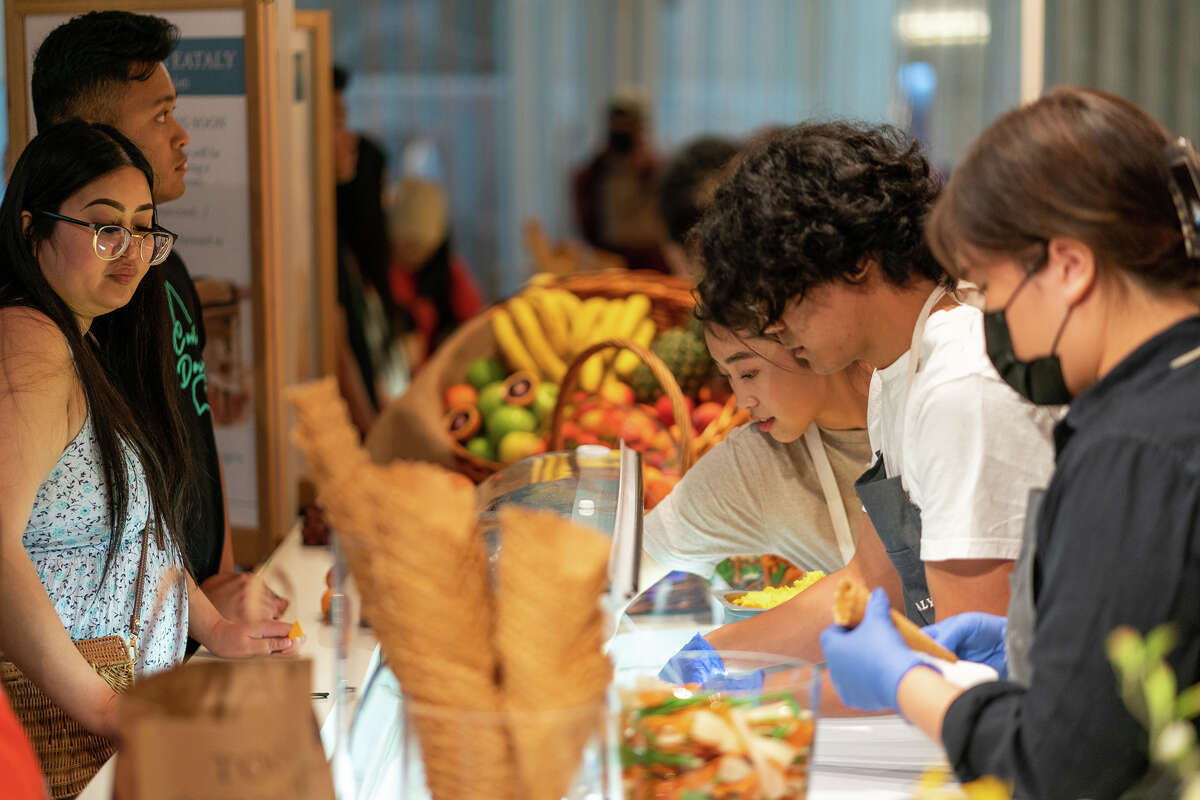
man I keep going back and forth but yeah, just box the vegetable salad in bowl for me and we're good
[615,652,820,800]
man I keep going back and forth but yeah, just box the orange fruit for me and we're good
[443,383,478,409]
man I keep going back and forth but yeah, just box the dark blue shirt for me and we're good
[942,315,1200,799]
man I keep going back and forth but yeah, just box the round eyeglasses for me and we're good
[38,210,177,266]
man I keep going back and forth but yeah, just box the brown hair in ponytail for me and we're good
[927,87,1197,292]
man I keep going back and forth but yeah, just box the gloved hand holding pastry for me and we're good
[820,587,937,712]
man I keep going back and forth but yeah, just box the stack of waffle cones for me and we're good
[288,378,612,800]
[496,506,613,800]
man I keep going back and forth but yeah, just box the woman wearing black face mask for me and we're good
[819,88,1200,799]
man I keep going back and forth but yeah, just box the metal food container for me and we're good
[712,588,768,624]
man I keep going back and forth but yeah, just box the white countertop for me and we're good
[79,528,951,799]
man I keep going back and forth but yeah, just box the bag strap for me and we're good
[127,525,151,662]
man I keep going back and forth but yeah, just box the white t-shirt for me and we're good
[868,304,1059,562]
[642,423,873,578]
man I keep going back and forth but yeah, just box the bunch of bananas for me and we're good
[492,287,656,391]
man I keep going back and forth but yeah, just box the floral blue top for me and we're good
[23,416,188,677]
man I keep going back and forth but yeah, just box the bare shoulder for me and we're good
[0,306,74,396]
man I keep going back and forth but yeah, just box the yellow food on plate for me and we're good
[732,571,828,609]
[288,621,304,640]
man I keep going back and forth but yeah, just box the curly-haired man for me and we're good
[664,122,1061,692]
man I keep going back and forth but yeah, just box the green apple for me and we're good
[465,357,508,390]
[531,381,559,424]
[477,381,508,419]
[486,404,538,445]
[465,436,497,462]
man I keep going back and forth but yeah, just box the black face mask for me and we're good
[608,130,635,155]
[983,272,1074,405]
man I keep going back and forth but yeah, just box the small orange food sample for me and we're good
[288,621,304,640]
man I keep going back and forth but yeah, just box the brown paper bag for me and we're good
[115,659,334,800]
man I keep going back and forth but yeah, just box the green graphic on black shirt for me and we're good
[165,280,211,418]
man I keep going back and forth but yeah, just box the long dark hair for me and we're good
[0,120,194,578]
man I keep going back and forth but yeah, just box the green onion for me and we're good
[771,563,788,585]
[635,693,712,717]
[767,725,791,738]
[723,697,759,708]
[680,791,713,800]
[620,744,705,769]
[757,691,803,715]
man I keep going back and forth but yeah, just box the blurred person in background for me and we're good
[387,176,482,368]
[657,136,741,283]
[331,65,393,430]
[334,64,394,318]
[573,95,669,273]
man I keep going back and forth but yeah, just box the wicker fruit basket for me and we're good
[366,269,748,485]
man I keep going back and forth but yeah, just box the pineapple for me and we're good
[630,326,713,402]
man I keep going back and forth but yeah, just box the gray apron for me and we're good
[851,287,949,626]
[856,456,935,625]
[1006,489,1044,685]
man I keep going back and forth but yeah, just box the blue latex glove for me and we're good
[819,588,933,712]
[658,633,764,692]
[922,613,1008,679]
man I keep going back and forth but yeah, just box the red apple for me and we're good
[599,381,635,407]
[655,394,694,427]
[692,401,724,434]
[620,417,644,445]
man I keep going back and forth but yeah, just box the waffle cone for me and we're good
[286,382,617,799]
[407,704,514,800]
[494,507,612,800]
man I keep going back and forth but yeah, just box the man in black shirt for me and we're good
[31,11,288,630]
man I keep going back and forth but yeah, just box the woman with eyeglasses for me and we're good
[819,89,1200,798]
[0,121,298,744]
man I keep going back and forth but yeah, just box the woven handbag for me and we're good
[0,527,149,799]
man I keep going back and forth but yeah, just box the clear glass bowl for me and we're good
[613,650,822,800]
[398,695,612,800]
